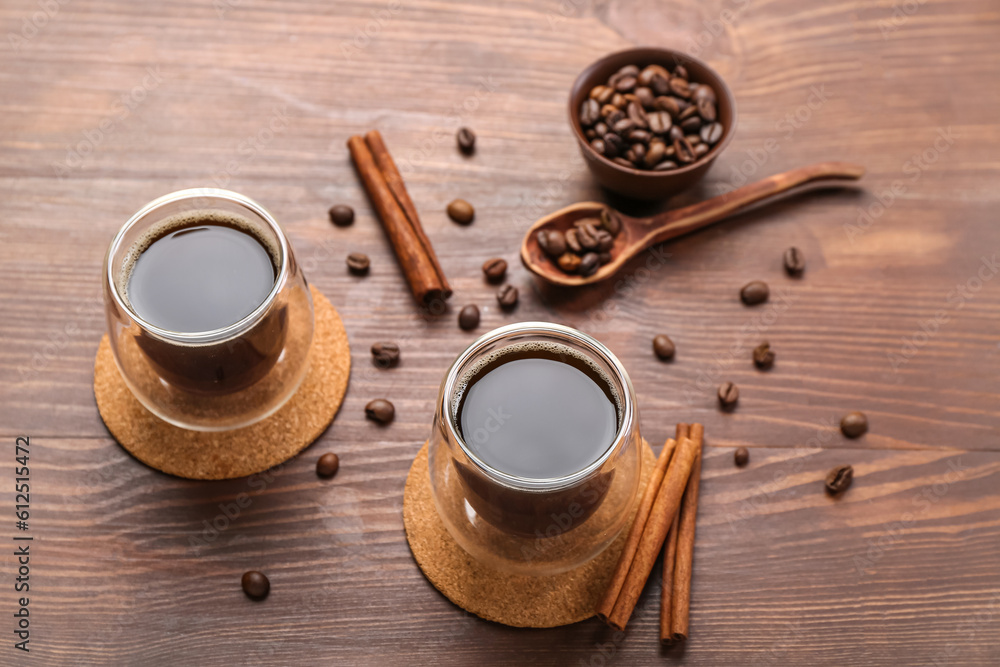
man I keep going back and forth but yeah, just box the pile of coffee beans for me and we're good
[578,62,725,171]
[537,209,621,277]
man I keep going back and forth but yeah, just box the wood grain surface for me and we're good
[1,0,998,664]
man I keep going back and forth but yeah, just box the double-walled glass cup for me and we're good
[103,189,314,431]
[428,323,643,575]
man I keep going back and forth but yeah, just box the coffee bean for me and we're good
[697,98,717,122]
[628,128,652,144]
[718,381,739,409]
[614,75,637,93]
[458,304,480,330]
[590,138,606,155]
[612,157,634,168]
[693,143,709,157]
[650,73,671,96]
[654,96,681,116]
[629,143,647,165]
[673,137,696,163]
[604,133,625,157]
[600,103,619,119]
[579,252,600,276]
[644,140,667,167]
[753,341,775,370]
[565,228,582,253]
[681,116,702,133]
[610,92,627,108]
[585,129,596,140]
[673,64,689,79]
[242,571,270,599]
[840,411,868,438]
[668,125,685,142]
[594,229,614,252]
[685,133,702,146]
[647,111,672,134]
[456,127,476,154]
[615,64,640,78]
[700,122,723,145]
[606,109,625,126]
[637,65,663,87]
[496,284,519,309]
[598,251,612,264]
[580,99,600,126]
[594,121,609,137]
[653,160,678,171]
[482,257,507,283]
[784,247,806,275]
[590,85,614,103]
[825,465,854,495]
[446,199,474,225]
[365,398,395,424]
[734,447,749,467]
[346,252,370,275]
[537,229,567,257]
[328,204,354,227]
[634,86,655,109]
[600,208,621,236]
[740,280,770,305]
[652,334,675,360]
[612,118,637,135]
[557,252,582,273]
[626,102,648,128]
[669,77,691,98]
[371,341,400,367]
[316,452,340,478]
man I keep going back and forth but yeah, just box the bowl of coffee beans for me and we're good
[570,47,736,200]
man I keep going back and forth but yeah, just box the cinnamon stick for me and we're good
[363,131,451,297]
[595,437,678,623]
[605,428,703,631]
[659,510,680,642]
[670,423,703,642]
[347,134,450,305]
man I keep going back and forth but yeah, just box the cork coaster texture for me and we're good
[94,285,350,480]
[403,439,656,628]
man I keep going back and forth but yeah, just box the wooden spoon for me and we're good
[520,162,865,287]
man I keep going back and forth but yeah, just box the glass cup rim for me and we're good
[104,188,289,345]
[441,321,636,492]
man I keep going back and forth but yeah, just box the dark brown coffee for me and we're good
[124,211,277,332]
[454,342,620,480]
[119,210,287,395]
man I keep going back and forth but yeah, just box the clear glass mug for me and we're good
[102,189,314,431]
[428,323,643,575]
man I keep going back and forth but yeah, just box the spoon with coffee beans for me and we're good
[520,162,864,287]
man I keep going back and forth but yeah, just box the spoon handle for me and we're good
[641,162,865,245]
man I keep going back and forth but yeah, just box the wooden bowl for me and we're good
[569,47,737,201]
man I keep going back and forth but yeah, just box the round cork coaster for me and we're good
[94,285,350,480]
[403,439,655,628]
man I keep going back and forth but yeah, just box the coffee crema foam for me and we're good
[117,209,281,309]
[451,340,625,426]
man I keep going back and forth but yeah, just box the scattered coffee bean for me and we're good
[579,252,600,277]
[580,62,726,171]
[840,411,868,438]
[458,304,480,330]
[371,341,400,367]
[753,341,775,370]
[365,398,395,424]
[496,284,519,309]
[482,258,507,283]
[446,199,475,225]
[328,204,354,227]
[718,381,739,409]
[652,334,675,360]
[784,247,806,276]
[558,253,582,273]
[346,252,370,275]
[734,447,749,467]
[825,465,854,495]
[316,452,340,478]
[740,280,769,305]
[242,571,270,599]
[456,127,476,154]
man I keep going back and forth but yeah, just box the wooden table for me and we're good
[2,0,998,664]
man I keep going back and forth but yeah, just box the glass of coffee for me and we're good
[103,189,314,431]
[428,322,643,575]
